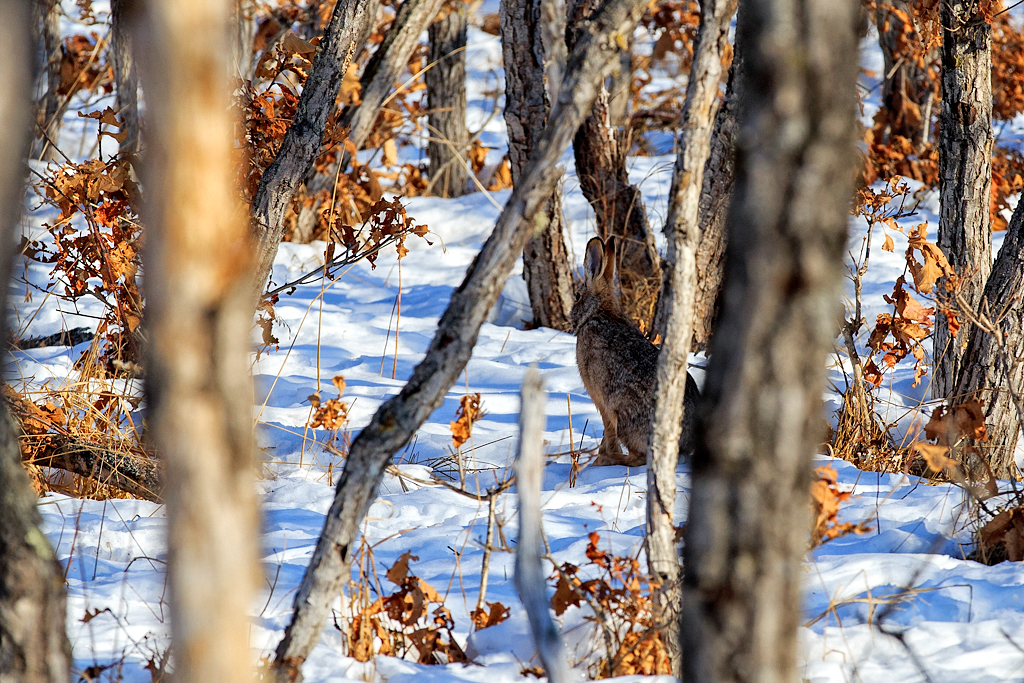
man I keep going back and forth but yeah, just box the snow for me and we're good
[13,4,1024,683]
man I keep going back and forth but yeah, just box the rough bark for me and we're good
[22,437,161,503]
[231,0,257,82]
[111,0,140,158]
[933,0,993,402]
[30,0,61,161]
[568,0,660,332]
[0,1,71,680]
[646,0,736,675]
[875,0,936,147]
[251,0,372,297]
[339,0,447,155]
[271,1,647,677]
[955,200,1024,480]
[688,48,741,352]
[132,2,259,682]
[680,0,860,681]
[514,369,569,683]
[426,2,469,198]
[501,0,575,331]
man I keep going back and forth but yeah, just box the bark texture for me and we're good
[271,1,647,677]
[111,0,140,158]
[0,2,71,680]
[934,0,993,401]
[875,0,936,147]
[688,49,741,351]
[426,2,469,198]
[514,369,569,683]
[251,0,372,297]
[23,437,161,503]
[30,0,61,161]
[339,0,447,154]
[681,0,860,681]
[231,0,256,81]
[133,2,258,683]
[955,200,1024,480]
[501,0,574,331]
[568,0,660,331]
[646,0,736,675]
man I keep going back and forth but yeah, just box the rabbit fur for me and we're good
[571,237,700,467]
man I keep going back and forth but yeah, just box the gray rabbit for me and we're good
[571,237,700,467]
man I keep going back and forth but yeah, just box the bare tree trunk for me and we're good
[232,0,257,82]
[933,0,993,402]
[501,0,574,331]
[874,0,936,148]
[271,1,647,677]
[688,49,741,351]
[0,4,71,681]
[568,0,660,332]
[339,0,447,155]
[30,0,61,161]
[646,0,736,675]
[132,2,258,683]
[111,0,140,158]
[681,0,860,681]
[426,2,468,198]
[514,368,569,683]
[251,0,372,297]
[955,200,1024,480]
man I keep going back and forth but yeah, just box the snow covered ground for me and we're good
[11,3,1024,682]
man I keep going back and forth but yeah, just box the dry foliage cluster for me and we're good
[550,531,671,678]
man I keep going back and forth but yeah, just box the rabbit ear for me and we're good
[584,237,605,284]
[602,236,617,283]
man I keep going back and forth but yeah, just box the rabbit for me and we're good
[571,236,700,467]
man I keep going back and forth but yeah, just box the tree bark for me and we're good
[251,0,372,298]
[955,200,1024,480]
[646,0,736,675]
[338,0,447,155]
[23,436,162,503]
[231,0,257,82]
[688,48,741,352]
[111,0,140,158]
[501,0,575,331]
[934,0,993,402]
[426,1,468,198]
[681,0,860,681]
[30,0,61,162]
[514,368,569,683]
[568,0,660,332]
[0,2,71,680]
[132,1,259,682]
[875,0,936,147]
[271,1,647,677]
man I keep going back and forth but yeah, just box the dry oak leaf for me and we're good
[911,441,958,474]
[979,507,1024,562]
[450,393,482,449]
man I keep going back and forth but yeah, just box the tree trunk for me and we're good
[688,48,741,352]
[132,2,258,682]
[232,0,257,82]
[30,0,61,161]
[426,2,468,198]
[111,0,140,158]
[875,0,936,148]
[0,2,71,680]
[681,0,860,681]
[955,200,1024,480]
[501,0,575,331]
[271,1,647,677]
[568,0,660,333]
[250,0,372,297]
[646,0,736,675]
[339,0,447,155]
[933,0,993,402]
[514,369,569,683]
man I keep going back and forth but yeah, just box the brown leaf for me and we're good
[280,32,316,56]
[386,551,418,585]
[911,441,958,474]
[882,233,895,252]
